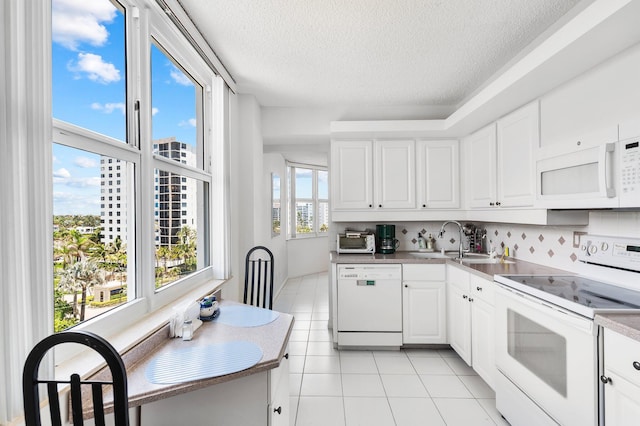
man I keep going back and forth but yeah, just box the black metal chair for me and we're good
[23,330,129,426]
[244,246,275,310]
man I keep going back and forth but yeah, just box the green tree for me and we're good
[58,259,104,322]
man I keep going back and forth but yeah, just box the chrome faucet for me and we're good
[438,220,465,259]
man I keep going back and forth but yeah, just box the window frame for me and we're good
[50,0,226,358]
[287,162,329,239]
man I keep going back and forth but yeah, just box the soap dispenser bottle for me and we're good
[417,233,427,250]
[426,234,435,251]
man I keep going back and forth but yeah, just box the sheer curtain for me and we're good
[0,1,53,422]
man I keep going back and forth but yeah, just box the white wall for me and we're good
[227,95,291,301]
[287,237,330,278]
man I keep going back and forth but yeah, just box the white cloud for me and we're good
[53,175,101,188]
[152,107,159,116]
[54,168,71,178]
[52,0,118,50]
[91,102,125,114]
[69,52,120,84]
[74,157,98,168]
[179,118,197,128]
[170,66,193,86]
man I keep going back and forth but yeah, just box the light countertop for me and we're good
[595,313,640,342]
[86,301,294,418]
[330,251,570,279]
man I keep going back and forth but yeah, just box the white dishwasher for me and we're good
[337,264,402,348]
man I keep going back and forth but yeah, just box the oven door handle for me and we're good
[498,284,593,332]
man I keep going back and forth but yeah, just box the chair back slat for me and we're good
[70,374,83,426]
[244,246,274,309]
[47,382,62,426]
[92,383,106,426]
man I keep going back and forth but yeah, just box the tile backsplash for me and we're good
[333,211,640,273]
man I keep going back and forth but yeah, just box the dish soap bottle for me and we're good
[418,233,427,250]
[426,234,435,251]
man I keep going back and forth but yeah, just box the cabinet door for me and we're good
[496,101,538,207]
[471,297,495,389]
[447,281,471,365]
[269,354,290,426]
[403,281,447,344]
[330,140,373,209]
[604,370,640,426]
[465,125,497,208]
[416,140,460,209]
[374,140,416,209]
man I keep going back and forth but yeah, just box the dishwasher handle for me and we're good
[357,280,376,286]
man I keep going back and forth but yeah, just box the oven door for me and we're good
[495,285,598,426]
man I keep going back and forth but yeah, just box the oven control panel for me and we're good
[620,137,640,207]
[579,234,640,272]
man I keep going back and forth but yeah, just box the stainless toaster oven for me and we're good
[337,232,376,254]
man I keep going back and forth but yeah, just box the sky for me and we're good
[52,0,197,215]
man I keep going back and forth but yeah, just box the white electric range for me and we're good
[493,235,640,426]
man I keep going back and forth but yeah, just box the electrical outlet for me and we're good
[573,231,587,248]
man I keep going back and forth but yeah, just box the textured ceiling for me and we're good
[179,0,583,109]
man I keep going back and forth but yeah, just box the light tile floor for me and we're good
[274,272,511,426]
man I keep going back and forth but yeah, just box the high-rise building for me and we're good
[100,157,128,247]
[153,137,197,247]
[100,137,196,249]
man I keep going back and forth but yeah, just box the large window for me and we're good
[287,164,329,238]
[51,0,219,332]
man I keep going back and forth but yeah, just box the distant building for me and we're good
[153,137,197,247]
[100,157,128,246]
[100,137,197,248]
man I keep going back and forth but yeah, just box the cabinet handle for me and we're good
[274,406,282,415]
[489,202,495,206]
[577,141,581,146]
[284,353,289,360]
[463,295,468,299]
[378,204,382,208]
[405,284,408,288]
[476,286,482,291]
[600,375,612,384]
[368,204,372,208]
[469,297,474,302]
[422,204,426,208]
[633,361,640,371]
[496,201,501,206]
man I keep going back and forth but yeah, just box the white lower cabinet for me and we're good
[402,264,447,344]
[140,352,290,426]
[447,266,472,364]
[469,275,496,389]
[603,330,640,426]
[446,265,496,388]
[269,351,290,426]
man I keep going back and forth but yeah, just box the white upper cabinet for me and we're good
[330,139,417,211]
[416,140,460,209]
[496,101,538,207]
[374,140,416,209]
[466,101,538,208]
[465,124,498,208]
[330,140,373,210]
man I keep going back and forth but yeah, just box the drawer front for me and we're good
[605,330,640,388]
[403,264,445,281]
[471,275,495,305]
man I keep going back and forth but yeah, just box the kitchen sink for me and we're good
[459,257,515,265]
[409,252,455,259]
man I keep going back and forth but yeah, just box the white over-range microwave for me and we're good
[536,136,640,208]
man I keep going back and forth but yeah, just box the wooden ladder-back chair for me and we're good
[23,330,129,426]
[244,246,275,310]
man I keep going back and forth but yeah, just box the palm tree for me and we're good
[60,259,104,321]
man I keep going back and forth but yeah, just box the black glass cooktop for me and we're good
[495,274,640,318]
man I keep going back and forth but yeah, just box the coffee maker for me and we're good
[376,224,399,254]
